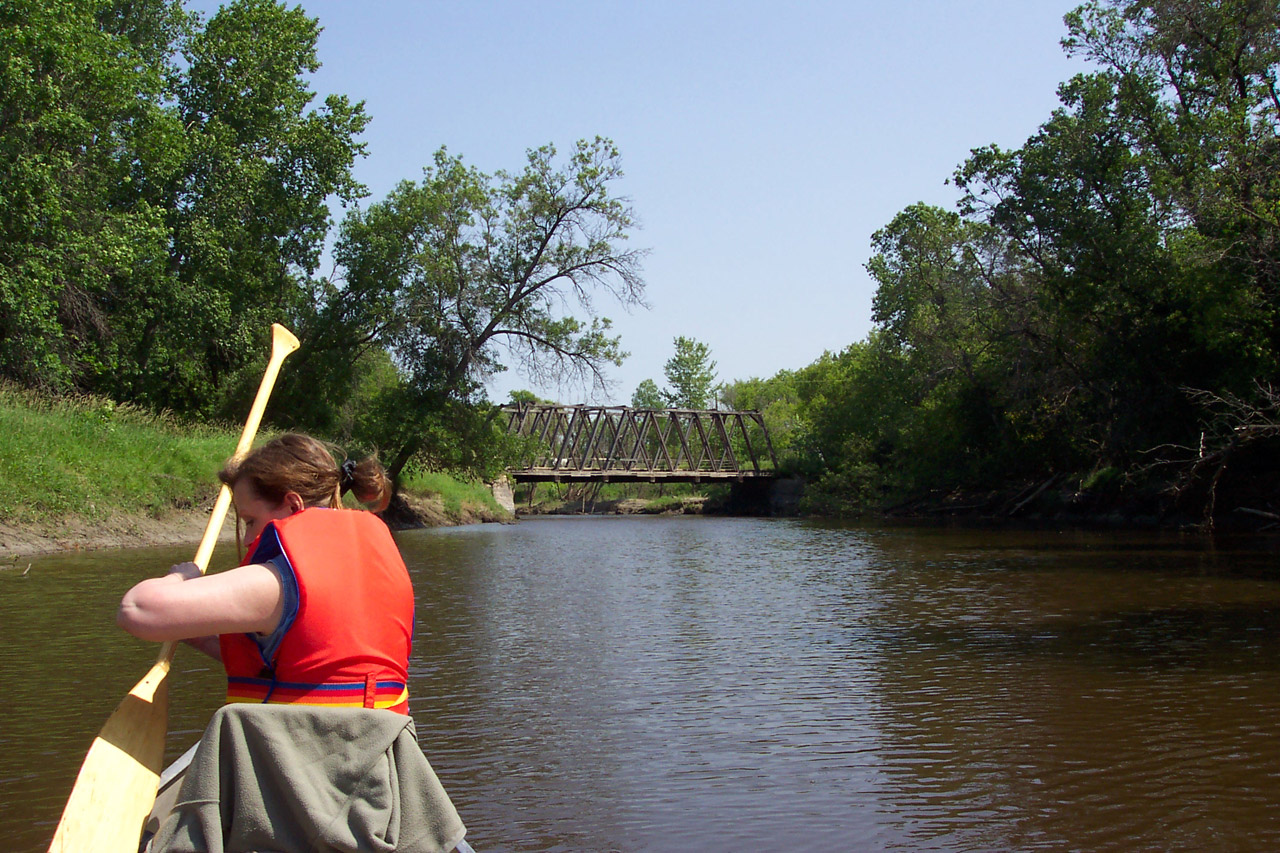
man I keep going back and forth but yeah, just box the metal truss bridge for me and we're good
[503,404,778,483]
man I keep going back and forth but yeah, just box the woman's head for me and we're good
[218,434,393,543]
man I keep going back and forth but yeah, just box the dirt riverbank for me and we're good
[0,510,235,558]
[0,492,510,558]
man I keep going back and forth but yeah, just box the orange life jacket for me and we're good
[219,507,414,714]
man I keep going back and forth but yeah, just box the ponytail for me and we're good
[338,453,393,512]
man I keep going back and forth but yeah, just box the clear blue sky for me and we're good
[195,1,1086,405]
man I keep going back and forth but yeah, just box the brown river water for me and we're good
[3,516,1280,852]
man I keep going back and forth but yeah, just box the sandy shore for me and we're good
[0,493,510,559]
[0,509,238,558]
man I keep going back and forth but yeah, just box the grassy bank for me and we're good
[0,385,509,555]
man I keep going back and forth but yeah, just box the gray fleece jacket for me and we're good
[151,703,466,853]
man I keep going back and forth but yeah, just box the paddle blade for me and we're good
[48,660,171,853]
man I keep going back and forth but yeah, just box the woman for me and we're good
[119,433,414,713]
[119,434,468,853]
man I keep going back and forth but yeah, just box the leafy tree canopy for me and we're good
[0,0,369,419]
[306,137,647,478]
[631,378,665,409]
[661,336,718,409]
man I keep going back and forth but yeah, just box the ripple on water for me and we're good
[8,521,1280,851]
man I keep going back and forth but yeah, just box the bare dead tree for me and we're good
[1141,382,1280,528]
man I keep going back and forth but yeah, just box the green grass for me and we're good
[639,494,695,513]
[0,385,233,524]
[512,479,713,513]
[399,469,505,516]
[0,384,504,527]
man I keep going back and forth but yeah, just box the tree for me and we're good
[662,336,717,409]
[1063,0,1280,302]
[322,137,647,479]
[753,0,1280,515]
[719,370,801,471]
[131,0,369,415]
[869,203,1018,387]
[788,337,912,511]
[0,0,186,391]
[955,59,1270,466]
[0,0,370,421]
[631,378,665,409]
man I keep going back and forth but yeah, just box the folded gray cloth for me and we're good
[152,704,466,853]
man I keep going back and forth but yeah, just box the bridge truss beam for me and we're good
[503,404,779,483]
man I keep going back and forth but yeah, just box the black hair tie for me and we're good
[339,458,357,495]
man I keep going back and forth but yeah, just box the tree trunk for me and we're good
[386,436,422,487]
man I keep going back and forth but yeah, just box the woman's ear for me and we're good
[284,491,305,514]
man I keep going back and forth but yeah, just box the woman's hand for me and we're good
[166,561,203,582]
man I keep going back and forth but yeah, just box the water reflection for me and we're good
[4,519,1280,851]
[857,526,1280,852]
[0,545,232,852]
[397,517,894,851]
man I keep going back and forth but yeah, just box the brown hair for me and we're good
[218,433,393,514]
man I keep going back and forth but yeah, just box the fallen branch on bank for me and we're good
[1235,507,1280,521]
[1007,474,1060,517]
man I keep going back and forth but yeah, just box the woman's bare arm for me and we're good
[117,561,284,643]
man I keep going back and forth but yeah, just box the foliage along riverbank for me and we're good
[9,2,1280,539]
[514,473,1280,534]
[0,386,510,558]
[712,1,1280,531]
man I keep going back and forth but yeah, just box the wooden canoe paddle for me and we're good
[47,323,300,853]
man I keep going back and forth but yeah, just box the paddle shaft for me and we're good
[48,323,300,853]
[156,323,300,662]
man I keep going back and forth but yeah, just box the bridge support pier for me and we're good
[490,476,516,515]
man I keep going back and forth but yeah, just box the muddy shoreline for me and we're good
[0,493,511,559]
[7,478,1276,559]
[0,511,235,559]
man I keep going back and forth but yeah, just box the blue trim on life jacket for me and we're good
[243,522,300,675]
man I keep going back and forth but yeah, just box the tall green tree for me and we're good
[955,5,1275,466]
[0,0,186,391]
[719,370,801,471]
[796,0,1280,511]
[718,0,1280,517]
[866,203,1053,483]
[789,336,913,512]
[1063,0,1280,305]
[0,0,369,420]
[661,335,717,409]
[631,378,665,409]
[126,0,369,415]
[316,137,647,479]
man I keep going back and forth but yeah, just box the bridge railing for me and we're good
[503,404,779,482]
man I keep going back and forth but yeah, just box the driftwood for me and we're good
[1137,383,1280,530]
[1235,506,1280,521]
[999,479,1042,512]
[881,494,935,515]
[1008,474,1060,517]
